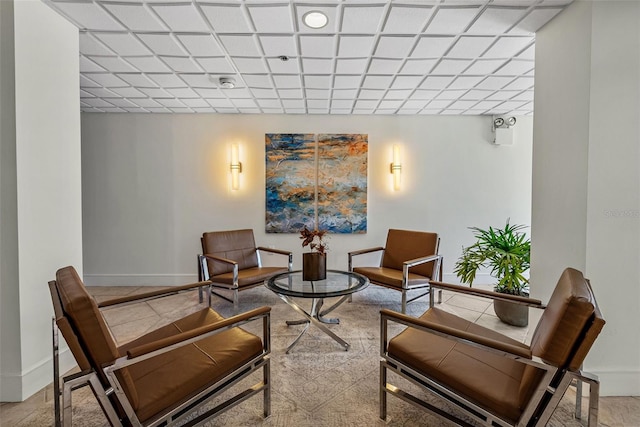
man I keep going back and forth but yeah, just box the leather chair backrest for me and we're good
[202,229,259,276]
[529,268,604,370]
[382,229,439,278]
[54,266,139,409]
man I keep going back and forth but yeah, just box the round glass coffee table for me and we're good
[265,270,369,353]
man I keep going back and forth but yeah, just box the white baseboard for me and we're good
[0,348,76,401]
[83,274,199,286]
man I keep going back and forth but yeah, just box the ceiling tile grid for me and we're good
[44,0,572,115]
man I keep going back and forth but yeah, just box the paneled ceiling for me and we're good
[44,0,571,115]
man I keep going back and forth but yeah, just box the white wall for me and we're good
[532,0,640,396]
[0,0,82,401]
[81,113,533,286]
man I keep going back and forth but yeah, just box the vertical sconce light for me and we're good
[230,143,242,190]
[390,144,402,191]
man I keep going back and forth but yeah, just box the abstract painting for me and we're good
[266,133,367,234]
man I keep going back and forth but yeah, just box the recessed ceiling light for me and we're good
[303,11,328,29]
[219,77,235,89]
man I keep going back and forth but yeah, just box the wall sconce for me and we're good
[230,144,242,190]
[390,145,402,191]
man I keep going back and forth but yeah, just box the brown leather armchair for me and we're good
[380,267,605,427]
[348,229,442,313]
[49,266,271,427]
[198,229,293,307]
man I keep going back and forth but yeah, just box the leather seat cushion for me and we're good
[211,266,288,287]
[118,308,263,423]
[353,266,429,288]
[387,307,541,423]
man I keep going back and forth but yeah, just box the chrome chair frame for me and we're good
[348,239,443,313]
[380,282,601,427]
[198,246,293,307]
[51,280,271,427]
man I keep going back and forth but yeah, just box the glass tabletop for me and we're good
[265,270,369,298]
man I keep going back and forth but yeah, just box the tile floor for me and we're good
[1,284,639,426]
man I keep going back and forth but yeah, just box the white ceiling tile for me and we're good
[139,87,171,97]
[262,108,284,114]
[300,36,335,58]
[368,58,402,74]
[517,45,535,60]
[335,58,368,74]
[333,89,357,99]
[355,100,379,109]
[486,91,519,101]
[333,75,362,89]
[420,76,454,89]
[483,36,533,58]
[502,76,534,90]
[403,100,429,109]
[359,89,385,99]
[219,35,262,57]
[353,109,375,114]
[338,36,375,57]
[239,108,261,114]
[399,59,436,75]
[147,74,188,88]
[85,57,133,73]
[439,109,464,115]
[278,89,303,98]
[447,36,495,58]
[474,100,502,109]
[374,109,396,115]
[330,109,352,115]
[106,98,139,108]
[116,74,159,88]
[248,5,294,33]
[196,58,236,74]
[201,4,251,33]
[195,88,223,98]
[222,88,252,98]
[375,36,415,58]
[420,109,443,115]
[282,99,305,108]
[385,89,413,99]
[162,57,202,73]
[207,99,234,108]
[50,2,125,31]
[512,90,534,101]
[461,89,493,100]
[177,35,224,57]
[384,6,433,33]
[267,57,300,73]
[100,107,127,113]
[80,57,106,73]
[166,88,199,98]
[94,33,152,56]
[397,108,421,115]
[273,75,301,89]
[306,89,330,99]
[109,87,147,98]
[463,59,505,74]
[449,100,478,109]
[137,34,187,56]
[296,5,338,34]
[427,100,453,109]
[304,75,332,89]
[80,89,95,98]
[232,99,258,108]
[391,76,423,89]
[130,98,162,108]
[83,87,120,98]
[259,36,298,57]
[494,59,534,75]
[302,58,333,74]
[82,73,128,87]
[103,4,167,31]
[436,90,467,100]
[412,90,440,99]
[475,76,513,89]
[449,75,484,89]
[308,99,329,109]
[498,100,528,110]
[341,5,385,33]
[125,56,171,73]
[510,8,563,34]
[332,99,354,109]
[82,98,116,108]
[425,7,480,34]
[251,88,278,98]
[468,7,527,34]
[80,33,113,56]
[242,74,272,88]
[432,59,472,74]
[379,100,403,109]
[363,75,393,88]
[232,57,268,74]
[258,99,282,108]
[411,37,455,58]
[192,107,216,113]
[145,108,171,113]
[151,4,209,32]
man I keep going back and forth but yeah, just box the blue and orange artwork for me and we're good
[266,133,367,234]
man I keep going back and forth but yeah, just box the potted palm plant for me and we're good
[300,226,328,281]
[454,220,531,326]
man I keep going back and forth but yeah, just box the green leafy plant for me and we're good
[454,220,530,295]
[300,226,328,255]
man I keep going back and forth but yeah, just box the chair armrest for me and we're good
[201,254,237,265]
[124,306,271,360]
[348,246,385,257]
[429,281,544,307]
[257,246,291,257]
[380,309,532,360]
[98,281,212,308]
[404,254,442,268]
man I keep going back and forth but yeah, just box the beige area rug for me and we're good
[20,285,603,426]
